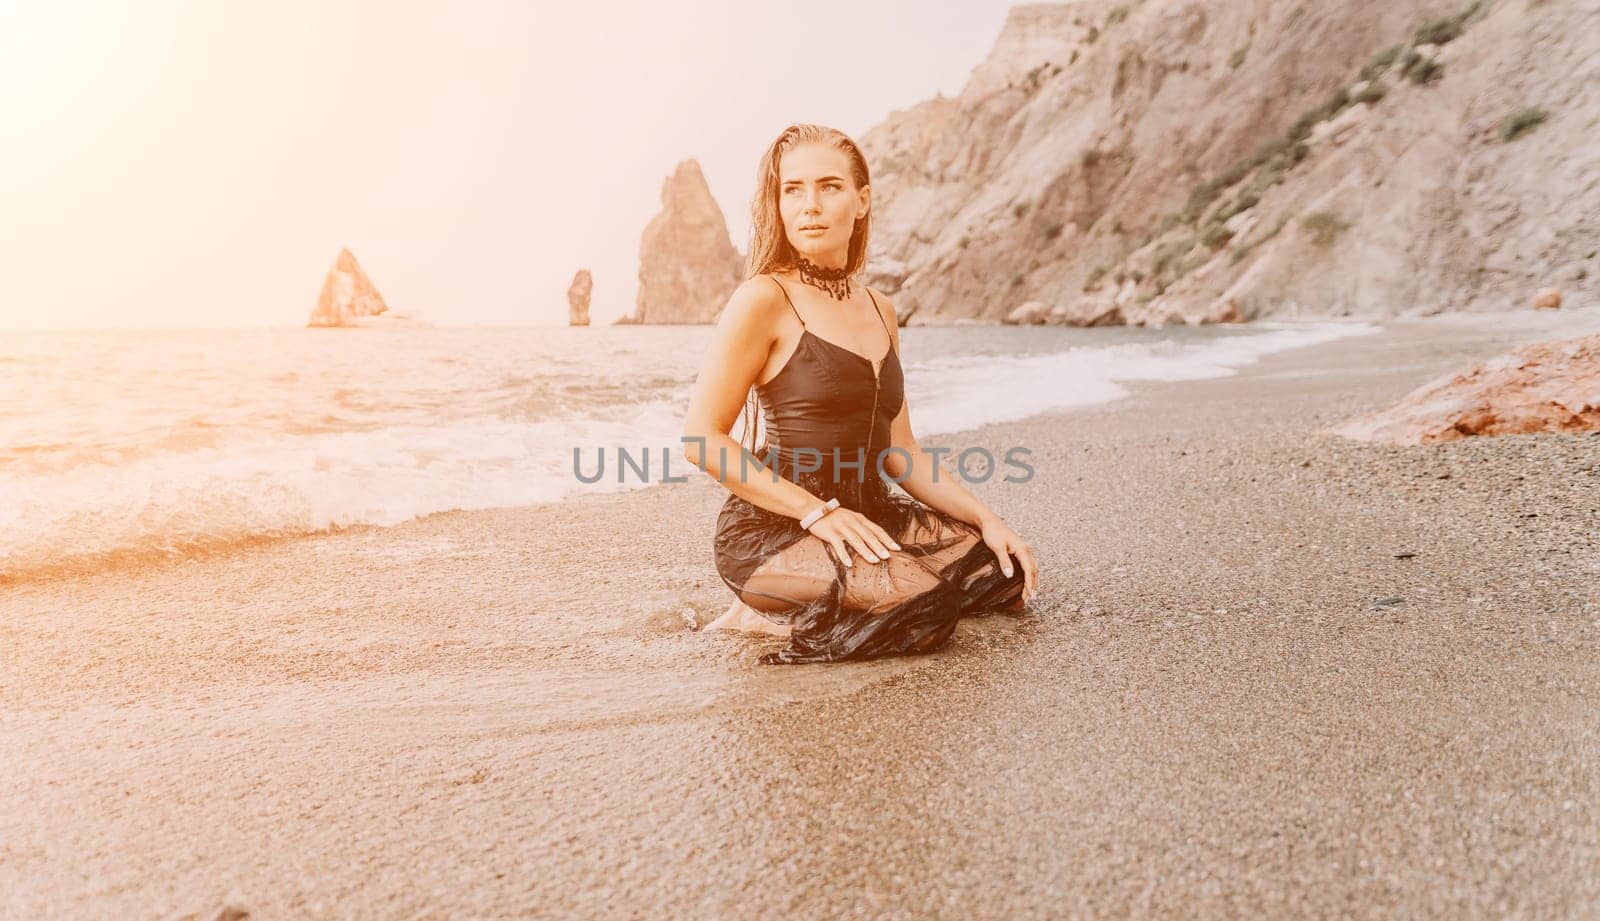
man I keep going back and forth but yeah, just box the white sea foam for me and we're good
[0,404,690,578]
[909,320,1379,436]
[0,321,1379,578]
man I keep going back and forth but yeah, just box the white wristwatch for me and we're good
[799,497,840,531]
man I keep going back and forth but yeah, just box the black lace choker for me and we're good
[795,255,853,301]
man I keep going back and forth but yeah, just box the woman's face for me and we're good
[777,142,868,262]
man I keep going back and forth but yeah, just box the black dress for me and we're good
[713,275,1027,664]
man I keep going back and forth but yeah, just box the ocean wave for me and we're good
[0,321,1378,581]
[0,405,687,582]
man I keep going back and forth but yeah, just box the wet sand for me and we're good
[4,309,1598,918]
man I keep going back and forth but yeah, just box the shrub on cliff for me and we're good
[1201,221,1235,249]
[1414,16,1464,45]
[1302,211,1351,247]
[1499,106,1548,141]
[1359,45,1402,82]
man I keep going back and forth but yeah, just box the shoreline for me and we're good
[0,312,1500,589]
[0,315,1365,588]
[4,307,1598,916]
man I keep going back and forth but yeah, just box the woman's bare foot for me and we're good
[703,599,793,637]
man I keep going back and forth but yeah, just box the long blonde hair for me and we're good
[737,124,875,459]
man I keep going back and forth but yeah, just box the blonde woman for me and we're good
[681,123,1039,664]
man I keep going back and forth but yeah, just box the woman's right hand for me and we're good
[806,506,901,568]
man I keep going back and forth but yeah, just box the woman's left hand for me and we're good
[980,516,1037,602]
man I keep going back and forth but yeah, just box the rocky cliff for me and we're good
[307,248,390,327]
[568,269,593,326]
[858,0,1599,326]
[631,159,744,324]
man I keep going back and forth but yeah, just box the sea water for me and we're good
[0,321,1376,580]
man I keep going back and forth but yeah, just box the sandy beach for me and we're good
[4,309,1598,919]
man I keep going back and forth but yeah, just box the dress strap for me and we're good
[865,288,891,338]
[769,276,805,328]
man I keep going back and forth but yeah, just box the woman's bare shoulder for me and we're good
[710,276,790,348]
[715,274,788,334]
[865,285,902,330]
[736,272,785,300]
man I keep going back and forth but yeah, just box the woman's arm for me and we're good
[873,291,1038,598]
[882,405,997,526]
[680,278,822,521]
[881,387,1000,529]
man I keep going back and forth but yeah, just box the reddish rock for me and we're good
[1533,288,1562,309]
[1046,297,1123,327]
[634,159,742,324]
[307,248,389,327]
[1210,297,1245,324]
[1330,333,1600,444]
[568,269,593,326]
[1004,300,1052,325]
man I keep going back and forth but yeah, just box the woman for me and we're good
[681,123,1039,664]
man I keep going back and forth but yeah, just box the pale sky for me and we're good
[0,0,1025,329]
